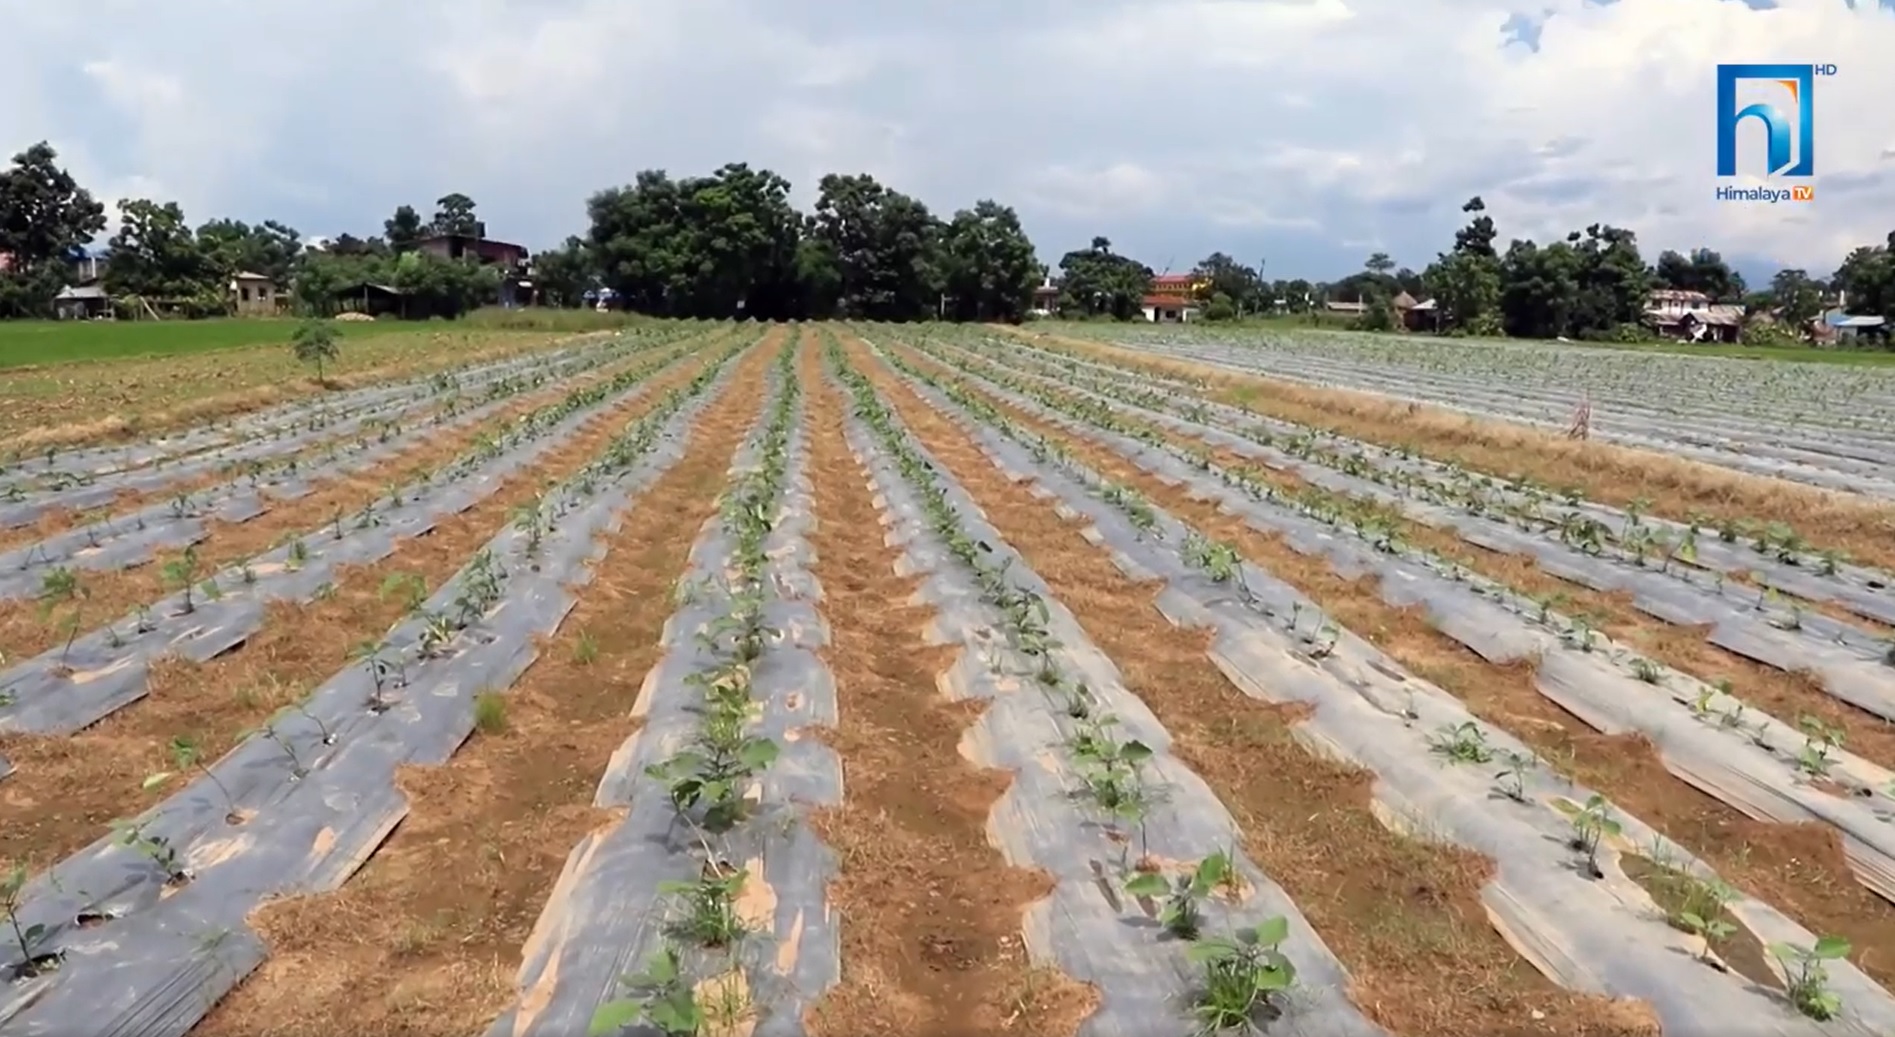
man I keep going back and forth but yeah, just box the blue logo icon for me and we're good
[1715,64,1814,177]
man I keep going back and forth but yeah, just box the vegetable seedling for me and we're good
[1427,721,1493,765]
[110,819,189,886]
[143,735,243,824]
[1569,794,1620,880]
[588,944,702,1037]
[1769,936,1850,1020]
[1188,916,1297,1035]
[1124,852,1234,940]
[659,860,750,949]
[2,864,60,979]
[1493,749,1538,803]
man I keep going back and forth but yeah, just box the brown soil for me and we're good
[845,336,1658,1037]
[892,343,1895,991]
[5,329,611,457]
[0,342,731,877]
[917,343,1895,771]
[797,340,1096,1037]
[1619,853,1779,993]
[0,342,704,663]
[996,326,1895,578]
[189,329,783,1037]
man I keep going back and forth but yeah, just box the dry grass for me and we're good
[799,339,1096,1037]
[998,326,1895,575]
[0,345,724,876]
[850,335,1658,1037]
[904,342,1895,993]
[193,333,785,1037]
[1,328,611,457]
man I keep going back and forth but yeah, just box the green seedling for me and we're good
[1769,936,1850,1020]
[573,630,600,665]
[351,639,402,711]
[1795,715,1845,778]
[1630,658,1661,684]
[1569,794,1620,880]
[2,864,59,978]
[589,944,702,1037]
[646,734,779,834]
[1493,748,1538,803]
[1124,851,1234,940]
[1188,916,1297,1035]
[473,691,509,735]
[286,538,309,571]
[512,498,547,557]
[143,735,242,824]
[248,722,308,779]
[36,566,86,674]
[659,859,750,948]
[110,818,189,886]
[1427,720,1493,764]
[1067,717,1158,850]
[161,546,202,615]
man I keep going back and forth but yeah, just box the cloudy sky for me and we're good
[1,0,1888,283]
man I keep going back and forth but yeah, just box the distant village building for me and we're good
[1643,288,1741,343]
[1141,273,1205,323]
[1030,274,1060,317]
[416,231,535,307]
[53,283,110,320]
[230,272,280,316]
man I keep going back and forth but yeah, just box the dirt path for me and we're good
[797,338,1095,1037]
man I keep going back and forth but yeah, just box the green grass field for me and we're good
[0,319,416,369]
[0,309,645,370]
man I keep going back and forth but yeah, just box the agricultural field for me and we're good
[0,318,618,458]
[1045,322,1895,500]
[3,320,1895,1037]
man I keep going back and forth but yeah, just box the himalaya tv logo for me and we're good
[1715,63,1831,203]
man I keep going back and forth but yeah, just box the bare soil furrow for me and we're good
[845,335,1656,1037]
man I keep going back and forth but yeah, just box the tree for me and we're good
[0,142,107,318]
[384,206,425,252]
[1365,252,1396,276]
[291,319,340,382]
[808,173,942,321]
[104,199,222,313]
[196,218,301,285]
[1423,251,1501,334]
[1769,268,1824,332]
[1655,247,1743,301]
[936,200,1040,322]
[431,193,480,237]
[1453,197,1497,257]
[533,236,596,308]
[1192,253,1265,315]
[1057,237,1151,321]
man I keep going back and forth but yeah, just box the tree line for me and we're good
[1165,198,1895,346]
[4,137,1890,344]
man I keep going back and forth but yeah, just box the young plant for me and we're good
[588,944,702,1037]
[658,859,750,948]
[1493,748,1538,803]
[36,567,86,674]
[161,546,202,615]
[1795,715,1845,778]
[143,735,242,824]
[291,318,340,383]
[1187,916,1297,1035]
[110,818,189,886]
[2,864,59,978]
[1124,851,1233,940]
[1769,936,1851,1020]
[1569,794,1620,880]
[1427,720,1493,764]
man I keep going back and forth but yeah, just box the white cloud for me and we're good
[0,0,1886,276]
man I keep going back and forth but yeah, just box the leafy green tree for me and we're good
[384,205,425,252]
[532,236,596,308]
[1192,253,1266,315]
[1057,237,1151,321]
[196,218,301,285]
[291,319,340,382]
[0,142,107,317]
[1498,238,1582,338]
[1770,268,1824,331]
[808,173,942,321]
[936,200,1039,322]
[104,199,223,313]
[1655,247,1744,301]
[431,193,480,237]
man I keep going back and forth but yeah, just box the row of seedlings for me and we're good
[0,332,678,591]
[0,338,736,785]
[828,337,1382,1037]
[0,328,641,510]
[876,341,1895,1033]
[0,341,750,1035]
[974,331,1895,631]
[484,342,831,1037]
[910,337,1895,909]
[944,333,1895,676]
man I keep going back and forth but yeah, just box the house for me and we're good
[1642,288,1743,341]
[1030,274,1060,317]
[53,283,111,320]
[1141,294,1200,322]
[69,251,106,284]
[1824,311,1888,342]
[1323,300,1368,316]
[334,282,410,319]
[415,232,532,307]
[1393,291,1439,332]
[230,271,280,316]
